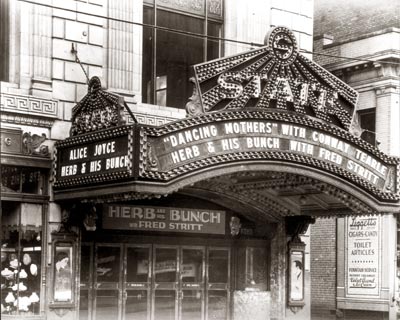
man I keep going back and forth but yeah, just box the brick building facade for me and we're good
[311,0,400,319]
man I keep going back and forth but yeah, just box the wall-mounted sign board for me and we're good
[54,126,136,189]
[345,216,380,296]
[102,204,226,235]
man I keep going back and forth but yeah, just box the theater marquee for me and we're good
[140,111,398,200]
[53,27,400,211]
[54,126,136,188]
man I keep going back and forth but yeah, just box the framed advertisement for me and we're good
[53,245,73,302]
[49,232,78,313]
[288,239,306,309]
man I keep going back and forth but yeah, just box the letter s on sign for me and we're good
[218,73,243,99]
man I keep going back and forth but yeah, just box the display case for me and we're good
[1,202,43,316]
[288,238,306,309]
[49,232,78,312]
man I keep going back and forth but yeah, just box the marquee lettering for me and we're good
[152,120,390,189]
[56,134,130,184]
[215,71,335,111]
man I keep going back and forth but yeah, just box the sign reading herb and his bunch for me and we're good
[54,126,134,188]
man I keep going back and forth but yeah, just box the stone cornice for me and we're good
[316,27,400,49]
[1,112,55,128]
[1,93,59,127]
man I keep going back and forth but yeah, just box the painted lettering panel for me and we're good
[102,205,226,235]
[346,216,380,296]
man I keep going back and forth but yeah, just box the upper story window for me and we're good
[142,0,223,109]
[359,108,376,146]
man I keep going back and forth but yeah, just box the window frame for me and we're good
[358,108,376,146]
[142,0,224,108]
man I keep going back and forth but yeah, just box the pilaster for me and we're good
[106,0,142,99]
[270,221,286,319]
[19,1,34,91]
[375,84,400,157]
[32,2,53,97]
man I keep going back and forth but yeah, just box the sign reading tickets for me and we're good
[102,205,226,235]
[346,216,380,296]
[146,119,394,193]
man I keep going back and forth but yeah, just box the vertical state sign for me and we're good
[346,216,380,296]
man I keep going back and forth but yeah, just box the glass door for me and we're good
[79,244,93,320]
[124,245,151,320]
[206,248,230,320]
[179,247,205,320]
[80,243,231,320]
[152,246,178,320]
[93,244,122,320]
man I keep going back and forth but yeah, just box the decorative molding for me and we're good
[286,216,315,239]
[1,93,58,119]
[70,77,126,136]
[193,172,380,218]
[126,113,179,126]
[22,132,50,157]
[0,112,55,128]
[185,77,203,117]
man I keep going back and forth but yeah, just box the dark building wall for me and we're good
[314,0,400,42]
[341,310,388,320]
[310,218,337,320]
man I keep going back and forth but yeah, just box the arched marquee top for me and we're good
[189,27,359,133]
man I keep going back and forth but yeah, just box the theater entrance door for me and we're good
[79,243,231,320]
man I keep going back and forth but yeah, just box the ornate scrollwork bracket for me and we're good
[22,132,49,156]
[285,215,315,242]
[185,77,203,117]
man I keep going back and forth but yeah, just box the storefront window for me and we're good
[237,246,268,291]
[142,0,223,109]
[1,202,43,315]
[1,166,47,194]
